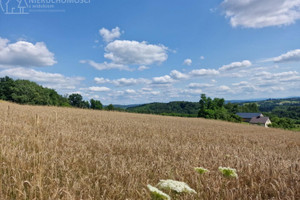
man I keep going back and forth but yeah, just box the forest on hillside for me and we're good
[127,96,300,130]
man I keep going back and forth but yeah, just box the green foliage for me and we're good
[256,98,300,130]
[0,76,111,111]
[127,101,200,115]
[194,167,209,174]
[218,167,238,178]
[68,93,83,107]
[90,99,103,110]
[106,104,114,111]
[238,103,259,113]
[68,93,91,108]
[269,117,295,129]
[197,94,242,122]
[0,76,70,106]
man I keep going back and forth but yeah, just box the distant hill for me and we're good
[126,97,300,119]
[126,101,200,117]
[112,104,142,109]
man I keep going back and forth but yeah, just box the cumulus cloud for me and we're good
[111,78,150,87]
[104,40,168,65]
[189,69,219,76]
[181,89,203,95]
[88,86,111,92]
[170,70,189,80]
[221,0,300,28]
[247,70,300,92]
[152,75,174,84]
[99,27,122,43]
[0,37,56,67]
[188,83,214,89]
[138,65,149,71]
[94,77,110,84]
[0,67,84,90]
[219,85,231,91]
[219,60,252,71]
[232,81,249,86]
[94,77,150,87]
[254,71,299,80]
[272,49,300,63]
[183,58,192,66]
[125,89,136,94]
[80,60,131,71]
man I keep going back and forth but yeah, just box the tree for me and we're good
[106,104,114,111]
[225,103,238,114]
[81,100,90,109]
[0,76,15,101]
[238,103,259,113]
[90,99,103,110]
[198,94,207,117]
[198,94,241,122]
[68,93,83,108]
[269,117,295,129]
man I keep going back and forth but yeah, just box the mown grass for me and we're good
[0,101,299,199]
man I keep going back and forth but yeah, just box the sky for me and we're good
[0,0,300,104]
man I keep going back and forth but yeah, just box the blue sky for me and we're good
[0,0,300,104]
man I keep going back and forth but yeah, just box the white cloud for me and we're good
[99,27,122,43]
[104,40,168,65]
[200,56,205,60]
[80,60,131,71]
[221,0,300,28]
[181,89,203,95]
[94,77,150,87]
[94,77,110,84]
[138,65,149,71]
[111,78,150,87]
[219,85,231,91]
[142,87,152,92]
[189,69,219,76]
[272,49,300,63]
[219,60,252,71]
[183,58,192,66]
[125,89,136,94]
[170,70,189,80]
[152,75,174,84]
[188,83,214,89]
[254,71,298,79]
[0,37,56,67]
[0,67,84,90]
[232,81,249,86]
[88,86,111,92]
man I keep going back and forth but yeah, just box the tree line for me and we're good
[0,76,115,110]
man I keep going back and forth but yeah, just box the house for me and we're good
[236,113,264,122]
[249,116,272,128]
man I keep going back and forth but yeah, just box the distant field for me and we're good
[0,101,299,199]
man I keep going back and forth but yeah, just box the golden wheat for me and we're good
[0,101,299,199]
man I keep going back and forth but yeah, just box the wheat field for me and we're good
[0,101,299,200]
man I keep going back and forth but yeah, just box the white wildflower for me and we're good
[194,167,209,174]
[147,184,171,200]
[218,167,238,178]
[157,179,196,194]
